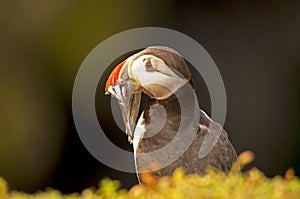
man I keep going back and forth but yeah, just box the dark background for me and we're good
[0,0,300,193]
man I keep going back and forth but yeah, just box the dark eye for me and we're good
[146,62,152,68]
[145,61,155,71]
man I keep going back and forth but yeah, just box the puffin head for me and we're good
[104,46,193,142]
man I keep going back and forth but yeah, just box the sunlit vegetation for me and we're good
[1,151,299,199]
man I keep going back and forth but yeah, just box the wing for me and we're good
[190,110,237,173]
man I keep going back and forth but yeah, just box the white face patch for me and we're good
[130,55,187,99]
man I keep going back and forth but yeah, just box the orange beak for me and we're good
[105,60,127,95]
[104,59,141,143]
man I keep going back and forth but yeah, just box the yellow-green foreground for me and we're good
[1,152,300,199]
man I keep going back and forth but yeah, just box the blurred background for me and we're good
[0,0,300,193]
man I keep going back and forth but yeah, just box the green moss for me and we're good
[1,152,300,199]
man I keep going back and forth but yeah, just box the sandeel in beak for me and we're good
[105,60,141,143]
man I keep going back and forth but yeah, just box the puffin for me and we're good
[105,46,237,183]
